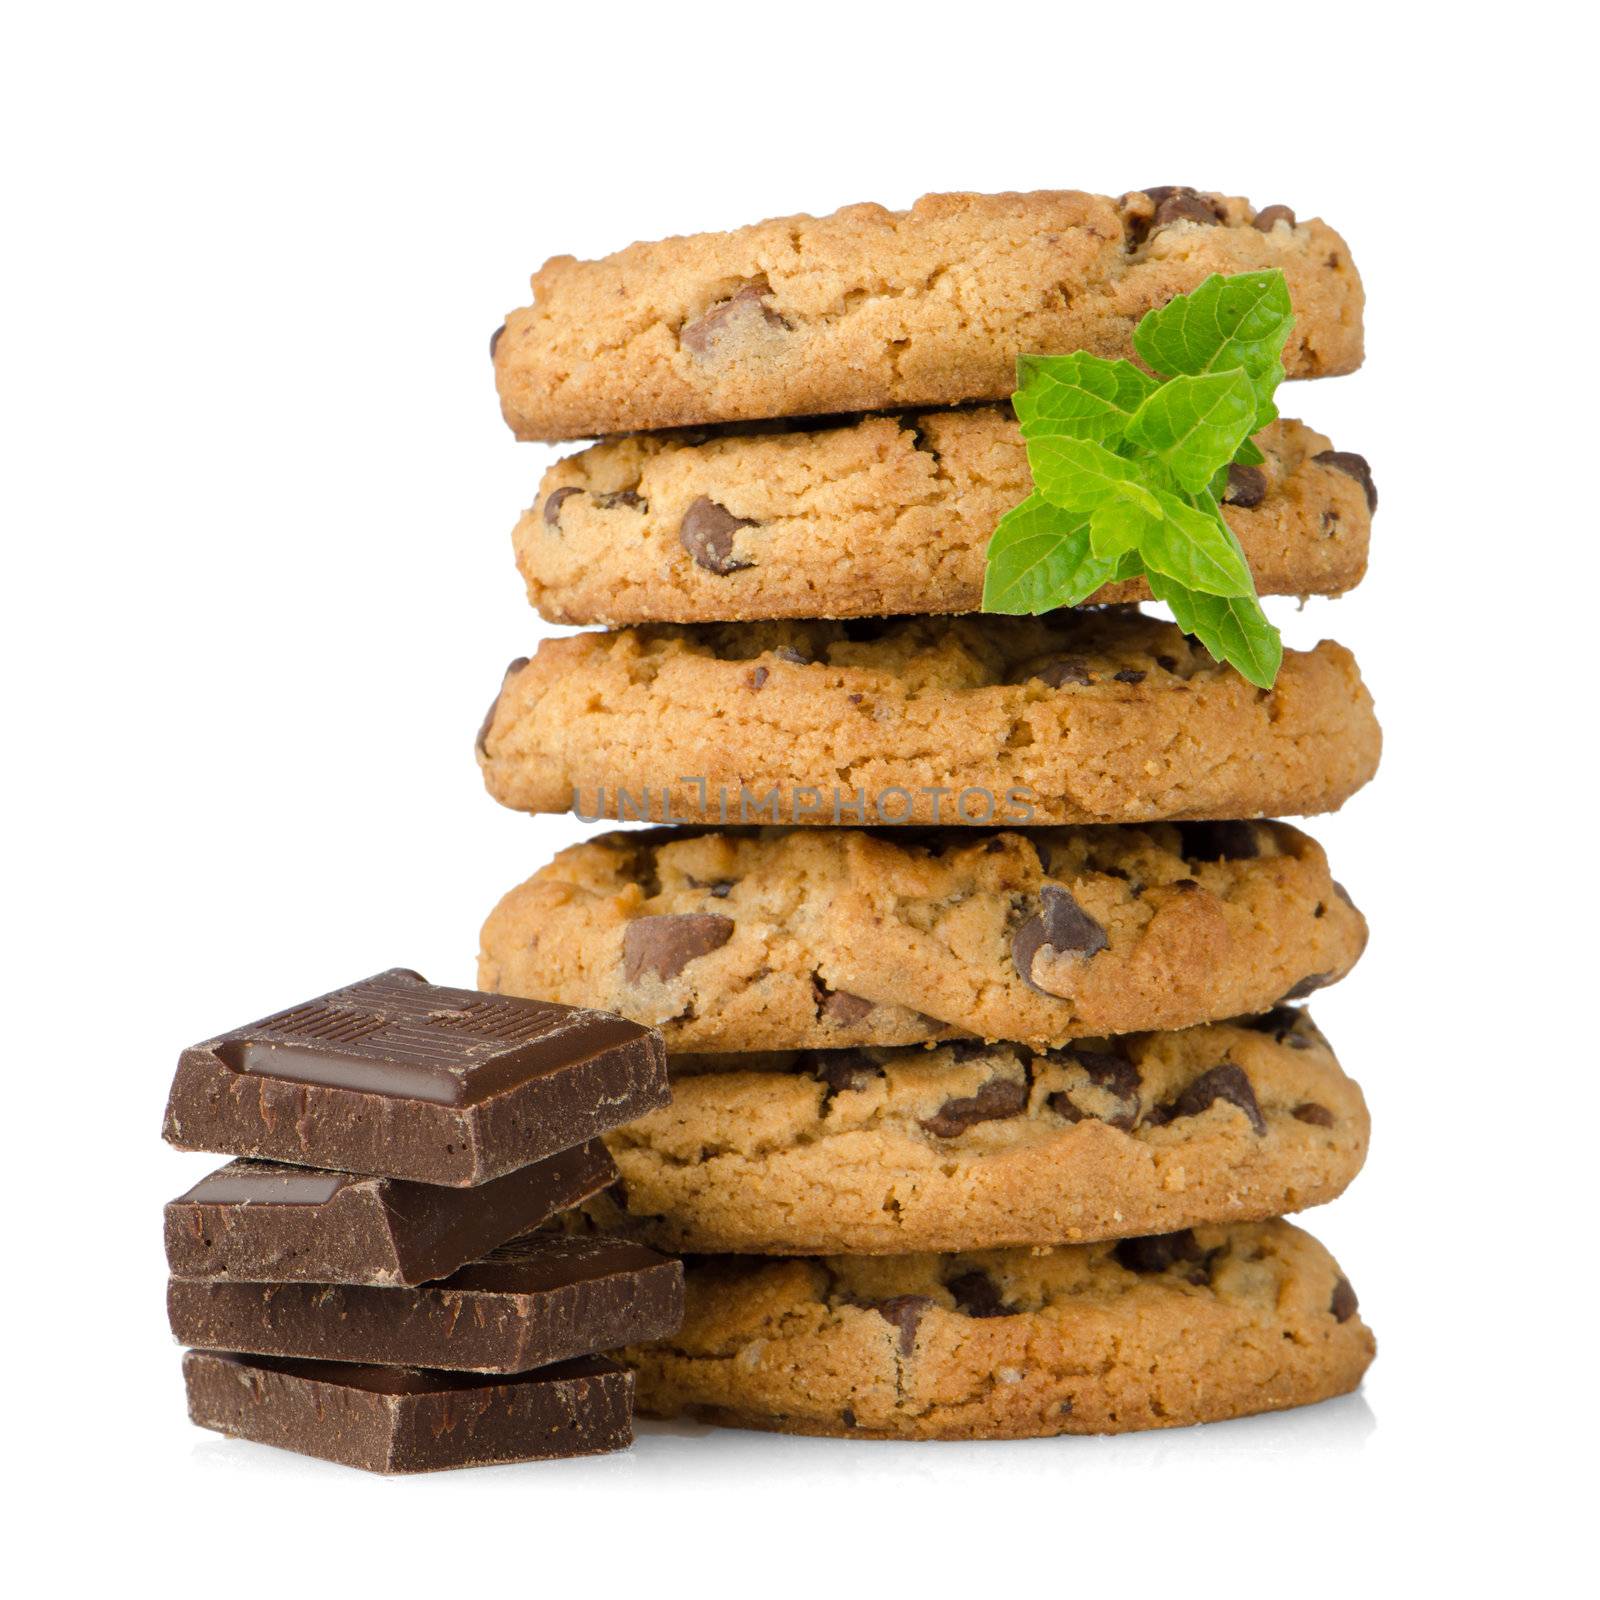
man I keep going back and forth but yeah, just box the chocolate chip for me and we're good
[1046,1091,1086,1124]
[679,496,757,574]
[773,645,812,665]
[1030,657,1093,688]
[1074,1048,1143,1100]
[1011,885,1110,993]
[747,667,769,690]
[1143,187,1224,227]
[1223,463,1268,508]
[812,976,876,1027]
[1293,1102,1335,1127]
[808,1050,882,1097]
[1112,669,1147,685]
[1330,1276,1359,1322]
[945,1269,1010,1318]
[594,488,645,511]
[919,1075,1029,1138]
[840,1407,857,1428]
[1150,1064,1266,1136]
[542,486,581,529]
[475,656,529,756]
[1280,971,1333,1003]
[489,323,505,359]
[622,913,735,984]
[1045,1047,1141,1130]
[1115,1230,1202,1274]
[679,283,786,356]
[1312,450,1378,513]
[1252,204,1297,232]
[1178,821,1260,861]
[867,1295,934,1355]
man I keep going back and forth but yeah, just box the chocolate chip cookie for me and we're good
[625,1220,1373,1438]
[476,608,1381,826]
[477,824,1365,1052]
[493,189,1363,439]
[586,1010,1367,1254]
[520,414,1374,625]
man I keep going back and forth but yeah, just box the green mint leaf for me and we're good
[1088,483,1161,561]
[1132,269,1294,432]
[1014,353,1159,443]
[1233,437,1265,467]
[982,494,1119,613]
[1124,370,1258,494]
[1025,434,1150,514]
[1140,490,1256,597]
[1145,569,1283,689]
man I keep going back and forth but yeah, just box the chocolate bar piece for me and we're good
[170,1233,684,1373]
[184,1350,633,1473]
[164,1139,617,1287]
[162,968,668,1185]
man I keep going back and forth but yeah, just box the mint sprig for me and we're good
[982,270,1294,688]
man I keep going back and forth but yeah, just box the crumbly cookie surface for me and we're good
[493,189,1364,439]
[588,1010,1367,1254]
[626,1220,1374,1438]
[520,415,1375,625]
[477,608,1381,826]
[477,823,1366,1052]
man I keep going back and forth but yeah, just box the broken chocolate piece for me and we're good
[161,970,668,1186]
[164,1140,617,1287]
[169,1233,684,1374]
[920,1075,1029,1138]
[1292,1102,1336,1127]
[183,1350,633,1474]
[1252,204,1296,231]
[1150,1064,1266,1136]
[679,496,757,574]
[679,283,786,356]
[1312,449,1379,513]
[1011,885,1109,994]
[813,975,875,1027]
[622,913,735,983]
[1223,463,1268,507]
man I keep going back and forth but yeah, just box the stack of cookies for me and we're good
[161,969,685,1472]
[478,189,1380,1439]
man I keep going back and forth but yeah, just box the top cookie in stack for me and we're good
[491,188,1362,441]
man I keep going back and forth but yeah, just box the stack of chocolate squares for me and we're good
[477,189,1381,1438]
[162,969,684,1472]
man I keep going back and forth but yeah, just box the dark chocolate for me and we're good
[161,969,668,1185]
[164,1139,618,1286]
[169,1232,684,1373]
[183,1349,633,1473]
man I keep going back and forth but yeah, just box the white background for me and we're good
[4,2,1594,1591]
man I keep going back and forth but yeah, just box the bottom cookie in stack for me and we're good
[624,1222,1372,1439]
